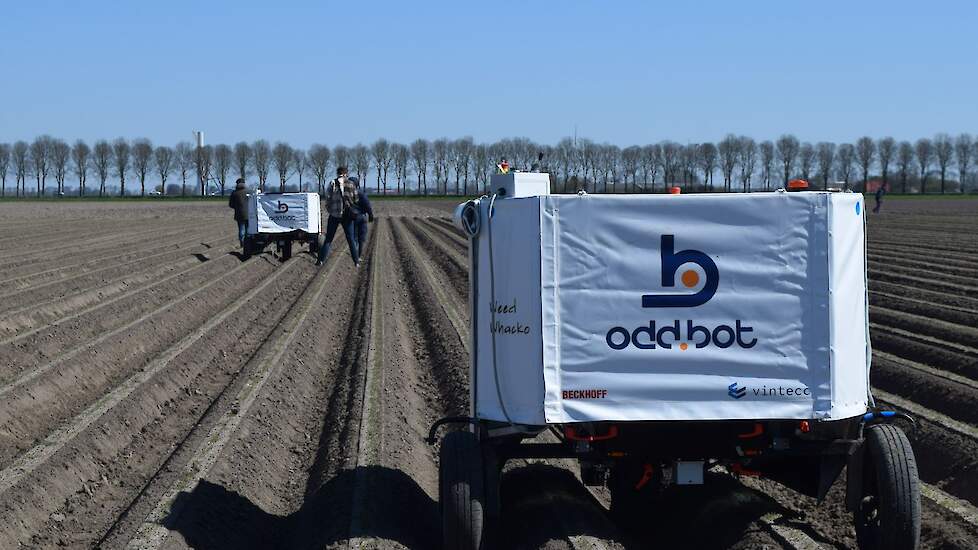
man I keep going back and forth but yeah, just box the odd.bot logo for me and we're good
[605,235,757,352]
[276,201,289,213]
[642,235,718,308]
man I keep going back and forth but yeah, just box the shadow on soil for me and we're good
[160,463,841,550]
[500,464,626,549]
[161,465,438,550]
[501,464,844,550]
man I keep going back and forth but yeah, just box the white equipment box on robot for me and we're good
[456,173,870,425]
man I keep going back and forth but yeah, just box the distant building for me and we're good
[865,178,886,193]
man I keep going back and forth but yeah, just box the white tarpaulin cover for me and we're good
[248,192,321,234]
[469,192,869,425]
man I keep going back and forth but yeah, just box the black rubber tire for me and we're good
[854,424,921,550]
[281,241,292,260]
[440,430,486,550]
[482,444,502,531]
[309,238,319,255]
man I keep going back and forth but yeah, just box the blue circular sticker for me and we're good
[855,202,861,215]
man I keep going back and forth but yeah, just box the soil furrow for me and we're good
[0,237,234,321]
[870,290,978,329]
[422,217,468,247]
[870,279,978,311]
[869,268,978,297]
[0,251,243,378]
[869,259,978,288]
[870,323,978,381]
[870,305,978,350]
[0,219,158,249]
[123,255,348,549]
[868,251,978,277]
[0,261,313,549]
[0,228,229,300]
[0,223,209,272]
[0,250,240,348]
[874,350,978,392]
[347,220,388,547]
[390,218,470,391]
[0,257,267,467]
[868,241,978,263]
[871,355,978,425]
[343,217,469,548]
[418,218,469,256]
[0,260,302,497]
[402,218,469,298]
[0,220,225,284]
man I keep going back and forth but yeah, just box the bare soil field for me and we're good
[0,196,975,549]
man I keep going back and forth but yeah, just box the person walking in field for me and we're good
[316,166,361,267]
[228,178,249,248]
[348,176,375,255]
[873,182,886,213]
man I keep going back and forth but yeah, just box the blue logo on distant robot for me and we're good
[855,202,861,215]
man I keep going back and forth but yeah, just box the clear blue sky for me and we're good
[1,1,976,148]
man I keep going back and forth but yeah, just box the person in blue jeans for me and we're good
[348,177,375,254]
[316,167,361,267]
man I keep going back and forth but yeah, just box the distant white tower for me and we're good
[193,130,204,148]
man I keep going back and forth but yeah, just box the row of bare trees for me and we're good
[1,134,975,196]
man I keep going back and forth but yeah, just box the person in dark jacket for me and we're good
[316,166,361,267]
[228,178,249,247]
[873,183,886,213]
[348,176,375,255]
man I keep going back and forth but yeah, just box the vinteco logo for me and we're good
[727,382,812,400]
[728,382,747,399]
[605,235,757,352]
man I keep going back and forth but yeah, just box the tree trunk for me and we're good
[940,170,946,194]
